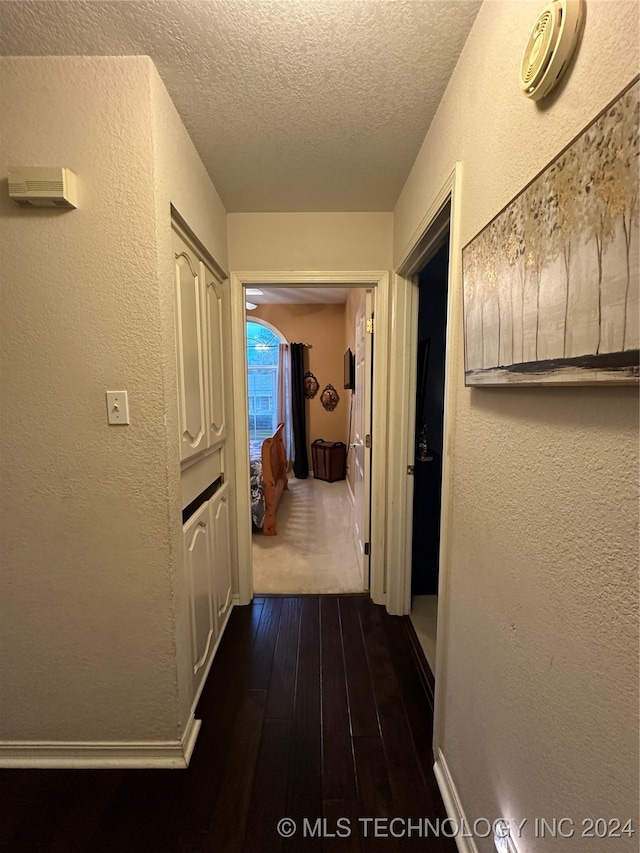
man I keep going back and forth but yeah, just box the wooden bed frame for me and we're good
[261,422,288,535]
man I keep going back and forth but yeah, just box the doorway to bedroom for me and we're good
[243,286,373,596]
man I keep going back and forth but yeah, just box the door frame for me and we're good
[230,271,390,607]
[352,290,373,590]
[386,163,463,753]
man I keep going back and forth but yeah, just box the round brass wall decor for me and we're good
[320,384,339,411]
[304,371,319,399]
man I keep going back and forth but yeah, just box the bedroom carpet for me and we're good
[252,476,364,594]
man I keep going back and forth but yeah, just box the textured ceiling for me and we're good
[0,0,482,212]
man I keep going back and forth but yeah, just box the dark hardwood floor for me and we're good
[0,595,454,852]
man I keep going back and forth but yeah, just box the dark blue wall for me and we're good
[411,241,449,595]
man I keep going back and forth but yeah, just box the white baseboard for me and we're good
[0,714,201,769]
[0,604,237,770]
[433,749,479,853]
[0,607,238,770]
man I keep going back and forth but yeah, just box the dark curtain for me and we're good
[290,343,309,479]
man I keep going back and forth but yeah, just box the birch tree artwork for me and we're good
[463,77,639,385]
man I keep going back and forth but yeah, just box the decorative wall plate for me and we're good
[320,384,339,411]
[304,371,319,399]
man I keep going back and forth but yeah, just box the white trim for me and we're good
[396,173,456,276]
[171,204,228,281]
[383,272,419,615]
[230,271,390,607]
[388,164,463,760]
[0,715,202,769]
[433,749,479,853]
[386,165,460,616]
[433,163,464,755]
[230,275,253,605]
[1,605,237,769]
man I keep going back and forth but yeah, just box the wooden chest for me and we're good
[311,440,347,483]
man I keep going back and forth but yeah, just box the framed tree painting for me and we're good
[462,76,639,386]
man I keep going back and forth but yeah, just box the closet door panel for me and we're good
[173,231,208,462]
[203,263,226,448]
[183,502,216,689]
[210,484,232,623]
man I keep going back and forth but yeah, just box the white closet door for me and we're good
[203,262,226,448]
[183,502,216,689]
[173,230,208,462]
[210,483,232,623]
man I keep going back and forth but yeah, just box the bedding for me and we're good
[249,438,266,529]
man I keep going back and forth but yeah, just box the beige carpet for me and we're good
[252,476,364,594]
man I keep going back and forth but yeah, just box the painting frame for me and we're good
[462,76,639,387]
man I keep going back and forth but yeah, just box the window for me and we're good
[246,321,285,441]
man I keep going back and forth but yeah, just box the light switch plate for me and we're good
[106,391,130,425]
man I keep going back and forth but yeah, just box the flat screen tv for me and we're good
[344,348,355,390]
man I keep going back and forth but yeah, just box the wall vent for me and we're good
[520,0,583,100]
[8,167,77,208]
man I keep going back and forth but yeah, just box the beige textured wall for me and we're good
[0,56,228,746]
[228,212,393,270]
[395,2,639,848]
[251,304,348,464]
[0,56,174,741]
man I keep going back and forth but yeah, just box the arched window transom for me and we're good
[246,320,286,441]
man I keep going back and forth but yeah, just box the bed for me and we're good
[249,422,288,535]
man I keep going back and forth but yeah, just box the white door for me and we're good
[353,292,372,589]
[210,483,232,624]
[183,501,216,695]
[203,263,226,449]
[173,230,208,462]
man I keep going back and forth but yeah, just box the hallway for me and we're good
[0,596,453,852]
